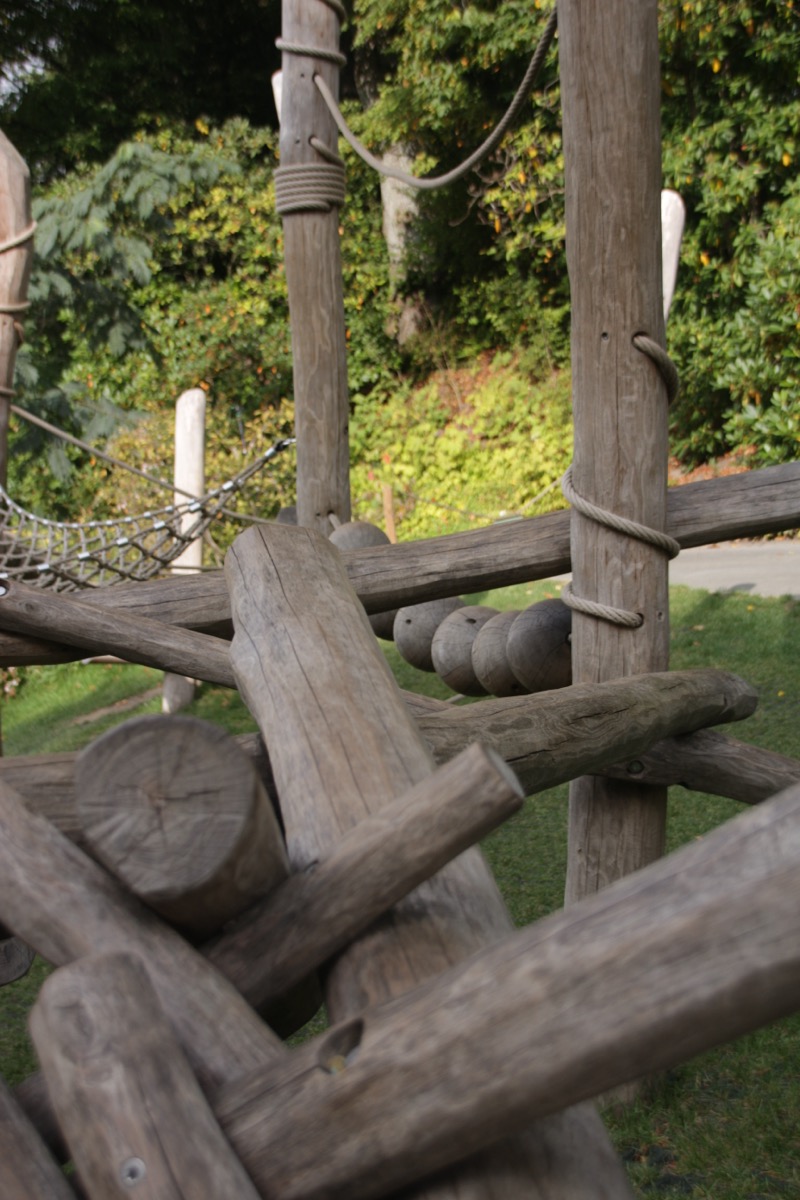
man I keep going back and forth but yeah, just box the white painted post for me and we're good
[162,388,207,714]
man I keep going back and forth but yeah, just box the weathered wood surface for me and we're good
[600,727,800,803]
[30,953,264,1200]
[281,0,350,532]
[0,131,33,487]
[0,932,34,984]
[0,578,235,683]
[407,670,758,797]
[0,465,797,667]
[560,0,670,903]
[0,776,285,1091]
[207,741,523,1010]
[226,522,634,1200]
[2,673,765,844]
[0,1076,77,1200]
[75,716,289,938]
[213,781,800,1200]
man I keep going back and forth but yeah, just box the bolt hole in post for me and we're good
[120,1157,147,1187]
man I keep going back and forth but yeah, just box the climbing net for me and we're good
[0,435,294,592]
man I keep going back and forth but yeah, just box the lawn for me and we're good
[1,579,799,1197]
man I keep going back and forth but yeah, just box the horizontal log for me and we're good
[0,579,234,683]
[0,465,796,665]
[599,727,800,804]
[207,742,523,1008]
[408,669,758,795]
[213,782,800,1200]
[75,716,289,939]
[30,953,264,1200]
[0,1076,77,1200]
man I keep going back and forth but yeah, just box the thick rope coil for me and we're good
[0,221,36,396]
[0,221,36,255]
[274,162,346,214]
[275,38,347,68]
[561,332,681,629]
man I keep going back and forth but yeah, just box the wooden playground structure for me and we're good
[2,1,800,1197]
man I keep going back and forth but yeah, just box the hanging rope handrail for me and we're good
[312,5,558,192]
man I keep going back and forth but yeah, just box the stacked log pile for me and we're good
[1,520,800,1199]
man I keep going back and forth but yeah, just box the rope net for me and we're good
[0,440,294,592]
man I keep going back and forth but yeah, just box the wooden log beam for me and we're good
[0,1077,77,1200]
[0,777,286,1092]
[212,782,800,1200]
[0,132,33,488]
[0,579,235,684]
[0,465,796,668]
[560,0,671,903]
[280,0,350,532]
[225,522,635,1200]
[408,669,758,794]
[0,932,34,984]
[30,953,264,1200]
[74,716,290,939]
[599,727,800,804]
[207,742,523,1009]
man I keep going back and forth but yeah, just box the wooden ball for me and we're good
[328,520,389,550]
[506,599,572,693]
[431,606,499,696]
[471,610,527,697]
[393,597,466,672]
[328,522,397,638]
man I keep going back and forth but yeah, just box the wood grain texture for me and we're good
[214,781,800,1200]
[560,0,670,902]
[0,1076,77,1200]
[0,465,796,668]
[0,776,285,1092]
[0,131,33,486]
[281,0,350,532]
[75,716,289,938]
[207,742,523,1009]
[225,522,634,1200]
[0,579,235,683]
[410,670,758,797]
[30,953,263,1200]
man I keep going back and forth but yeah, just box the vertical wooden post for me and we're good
[279,0,351,534]
[559,1,672,904]
[0,132,33,490]
[163,387,206,713]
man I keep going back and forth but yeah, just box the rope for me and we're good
[313,5,558,192]
[561,334,681,629]
[275,39,347,68]
[0,221,36,255]
[274,162,346,214]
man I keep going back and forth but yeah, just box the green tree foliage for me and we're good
[0,0,282,183]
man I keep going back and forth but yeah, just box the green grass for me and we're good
[1,581,799,1197]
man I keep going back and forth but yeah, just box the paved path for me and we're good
[668,541,800,600]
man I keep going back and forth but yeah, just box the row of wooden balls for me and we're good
[330,520,572,698]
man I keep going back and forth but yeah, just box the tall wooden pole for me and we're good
[278,0,351,534]
[0,132,33,491]
[559,1,672,904]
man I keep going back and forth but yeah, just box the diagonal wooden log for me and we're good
[0,1076,77,1200]
[30,953,264,1200]
[0,777,286,1092]
[0,464,796,668]
[211,781,800,1200]
[225,522,635,1200]
[0,578,235,683]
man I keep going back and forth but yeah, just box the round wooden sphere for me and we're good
[431,605,499,696]
[328,521,396,638]
[471,610,527,697]
[393,596,466,672]
[506,599,572,693]
[328,520,389,550]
